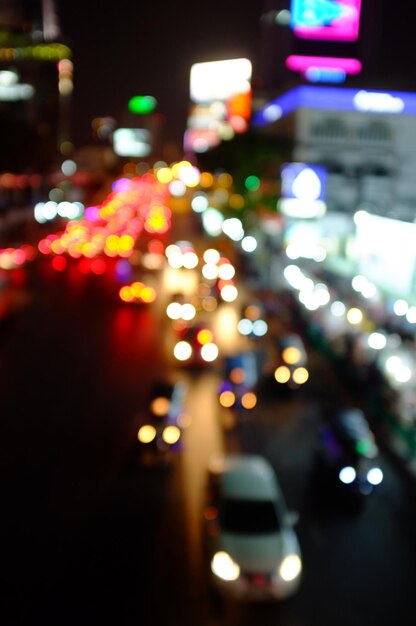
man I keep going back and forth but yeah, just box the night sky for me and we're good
[57,1,262,148]
[57,1,415,150]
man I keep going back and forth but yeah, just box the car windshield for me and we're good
[220,498,281,534]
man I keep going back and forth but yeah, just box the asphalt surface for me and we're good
[2,255,416,626]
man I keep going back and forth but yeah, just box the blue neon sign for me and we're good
[252,86,416,127]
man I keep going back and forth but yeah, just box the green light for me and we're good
[128,95,157,115]
[244,175,260,191]
[356,439,371,455]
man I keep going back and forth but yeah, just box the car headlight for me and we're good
[274,365,291,383]
[162,425,181,445]
[173,341,192,361]
[211,551,240,581]
[201,342,219,362]
[137,424,157,444]
[219,390,236,408]
[367,467,383,485]
[279,554,302,582]
[339,466,356,484]
[292,367,309,385]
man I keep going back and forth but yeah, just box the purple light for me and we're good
[115,259,132,282]
[252,86,416,127]
[84,206,100,222]
[112,177,133,193]
[286,55,362,74]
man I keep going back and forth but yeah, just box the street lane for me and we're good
[1,251,416,626]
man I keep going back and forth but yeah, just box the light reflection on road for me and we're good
[161,267,199,298]
[180,370,224,572]
[212,303,241,356]
[161,267,251,573]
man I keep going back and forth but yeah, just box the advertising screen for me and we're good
[186,58,252,153]
[355,213,416,296]
[290,0,362,41]
[113,128,152,157]
[190,58,252,103]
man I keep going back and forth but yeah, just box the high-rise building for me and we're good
[0,0,72,174]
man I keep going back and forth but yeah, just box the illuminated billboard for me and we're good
[190,58,252,103]
[113,128,152,157]
[290,0,362,41]
[355,212,416,296]
[252,86,416,128]
[186,58,252,152]
[279,163,327,218]
[285,55,361,83]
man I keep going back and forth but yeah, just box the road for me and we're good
[1,245,416,626]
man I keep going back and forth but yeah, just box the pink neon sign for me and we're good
[291,0,362,42]
[286,55,362,74]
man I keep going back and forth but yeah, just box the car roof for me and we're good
[278,334,305,349]
[209,454,280,501]
[331,409,371,440]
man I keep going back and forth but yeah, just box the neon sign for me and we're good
[353,91,405,113]
[286,55,361,74]
[252,87,416,127]
[290,0,362,41]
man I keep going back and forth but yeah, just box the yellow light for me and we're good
[119,285,134,302]
[274,366,291,383]
[292,367,309,385]
[199,172,214,188]
[68,245,82,258]
[156,167,174,184]
[150,397,171,416]
[138,424,157,443]
[282,346,302,365]
[230,367,245,384]
[119,234,134,253]
[197,328,213,345]
[145,213,169,234]
[140,286,156,303]
[241,392,257,409]
[50,239,65,255]
[81,242,97,258]
[219,390,236,408]
[131,281,144,297]
[171,160,192,178]
[217,172,233,188]
[162,425,181,445]
[100,205,115,219]
[347,307,363,325]
[229,194,245,209]
[105,234,119,252]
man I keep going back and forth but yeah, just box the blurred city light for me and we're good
[128,95,157,114]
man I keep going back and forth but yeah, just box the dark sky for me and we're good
[56,1,415,150]
[57,1,262,148]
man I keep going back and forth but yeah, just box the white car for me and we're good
[205,454,302,601]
